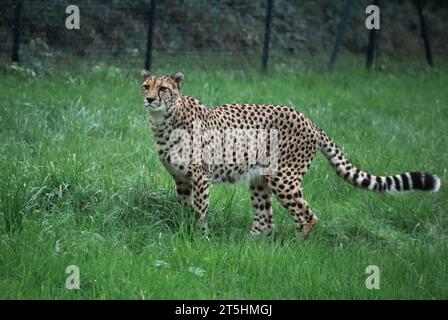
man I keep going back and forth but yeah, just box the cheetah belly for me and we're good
[210,164,264,184]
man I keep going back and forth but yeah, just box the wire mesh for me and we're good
[0,0,447,73]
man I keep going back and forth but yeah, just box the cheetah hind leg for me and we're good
[249,177,274,236]
[270,179,318,240]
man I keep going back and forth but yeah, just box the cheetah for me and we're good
[140,70,441,239]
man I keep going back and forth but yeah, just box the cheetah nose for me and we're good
[146,96,156,104]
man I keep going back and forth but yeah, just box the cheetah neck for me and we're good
[148,95,208,134]
[148,96,183,129]
[148,107,177,134]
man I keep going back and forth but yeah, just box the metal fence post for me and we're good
[145,0,156,70]
[366,0,379,69]
[12,0,23,63]
[328,0,352,71]
[416,0,433,66]
[261,0,274,74]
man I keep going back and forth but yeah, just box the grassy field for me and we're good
[0,58,447,299]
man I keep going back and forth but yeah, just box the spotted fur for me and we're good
[141,70,441,239]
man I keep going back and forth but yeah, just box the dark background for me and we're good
[0,0,447,72]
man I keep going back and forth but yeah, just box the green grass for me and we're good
[0,58,447,299]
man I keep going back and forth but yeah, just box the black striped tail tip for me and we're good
[410,172,441,192]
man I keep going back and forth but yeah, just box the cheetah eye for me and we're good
[143,84,149,90]
[159,86,169,92]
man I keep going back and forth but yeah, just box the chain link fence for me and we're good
[0,0,447,74]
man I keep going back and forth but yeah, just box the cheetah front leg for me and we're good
[175,178,193,208]
[191,172,210,235]
[249,177,274,236]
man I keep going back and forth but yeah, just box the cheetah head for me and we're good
[141,70,184,113]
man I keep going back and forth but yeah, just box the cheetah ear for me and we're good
[172,72,184,89]
[141,69,151,81]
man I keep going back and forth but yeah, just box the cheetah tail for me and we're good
[319,130,441,193]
